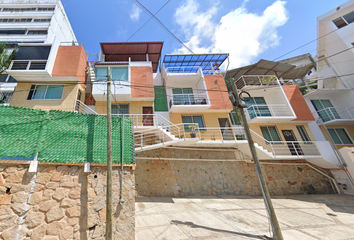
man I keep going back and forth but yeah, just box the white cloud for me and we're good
[174,0,289,68]
[130,4,142,21]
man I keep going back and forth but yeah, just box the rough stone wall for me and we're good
[0,164,135,240]
[135,148,334,197]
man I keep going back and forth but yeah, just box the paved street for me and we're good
[136,194,354,240]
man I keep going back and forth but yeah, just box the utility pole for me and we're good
[229,77,284,240]
[106,67,113,240]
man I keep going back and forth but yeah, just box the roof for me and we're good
[226,59,296,80]
[100,42,164,73]
[163,53,229,75]
[278,53,316,80]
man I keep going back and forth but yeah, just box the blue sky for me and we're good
[61,0,347,68]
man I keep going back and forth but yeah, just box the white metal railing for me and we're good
[246,104,294,120]
[316,107,354,123]
[249,130,321,157]
[165,66,202,76]
[235,75,279,89]
[9,60,47,70]
[74,100,98,115]
[168,94,208,108]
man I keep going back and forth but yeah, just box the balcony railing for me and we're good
[236,75,279,89]
[9,60,47,70]
[165,66,202,75]
[169,94,208,108]
[316,107,354,123]
[246,104,294,120]
[250,130,320,157]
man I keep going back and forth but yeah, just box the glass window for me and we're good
[260,126,282,144]
[111,67,128,81]
[182,115,205,132]
[111,104,129,115]
[27,85,64,100]
[172,88,194,105]
[343,11,354,24]
[328,128,353,145]
[311,99,340,122]
[229,110,241,125]
[297,125,311,144]
[95,67,128,81]
[245,97,271,118]
[333,17,348,29]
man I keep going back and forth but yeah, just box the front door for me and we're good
[282,130,303,155]
[143,107,154,126]
[218,118,234,140]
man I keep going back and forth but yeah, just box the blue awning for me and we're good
[163,53,229,75]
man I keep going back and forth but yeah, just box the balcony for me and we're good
[9,60,47,70]
[236,75,280,90]
[167,93,210,113]
[316,107,354,125]
[245,104,296,123]
[163,66,203,86]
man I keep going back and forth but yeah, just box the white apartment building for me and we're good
[304,0,354,195]
[0,0,77,104]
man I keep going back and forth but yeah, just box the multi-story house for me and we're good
[303,0,354,194]
[0,0,87,111]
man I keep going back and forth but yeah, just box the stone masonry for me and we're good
[0,164,135,240]
[135,148,334,197]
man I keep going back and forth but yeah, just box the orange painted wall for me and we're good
[204,75,233,110]
[282,85,315,121]
[130,66,154,98]
[52,46,87,87]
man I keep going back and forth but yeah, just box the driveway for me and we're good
[136,194,354,240]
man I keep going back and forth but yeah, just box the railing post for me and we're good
[141,132,143,150]
[26,61,31,70]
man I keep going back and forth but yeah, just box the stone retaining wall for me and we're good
[0,164,135,240]
[135,148,334,197]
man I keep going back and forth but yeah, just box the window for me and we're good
[333,11,354,29]
[95,67,128,81]
[172,88,194,105]
[0,29,26,35]
[311,99,340,122]
[328,128,353,145]
[182,115,205,132]
[245,97,271,119]
[27,30,48,35]
[27,85,64,100]
[111,104,129,115]
[260,126,282,143]
[296,125,311,144]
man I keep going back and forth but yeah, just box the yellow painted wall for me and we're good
[95,101,154,115]
[249,123,316,142]
[169,112,233,140]
[10,83,83,112]
[319,124,354,149]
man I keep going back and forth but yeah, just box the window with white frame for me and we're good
[296,125,311,144]
[96,67,128,81]
[328,128,353,145]
[333,11,354,29]
[27,85,64,100]
[260,126,282,144]
[181,115,205,131]
[111,104,129,115]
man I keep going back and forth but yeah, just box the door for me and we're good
[218,118,234,140]
[143,107,154,126]
[282,130,303,155]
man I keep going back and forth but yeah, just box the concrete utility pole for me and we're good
[229,77,284,240]
[106,67,113,240]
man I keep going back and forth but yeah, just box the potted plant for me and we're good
[188,124,197,138]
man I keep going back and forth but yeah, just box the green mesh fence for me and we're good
[0,106,134,164]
